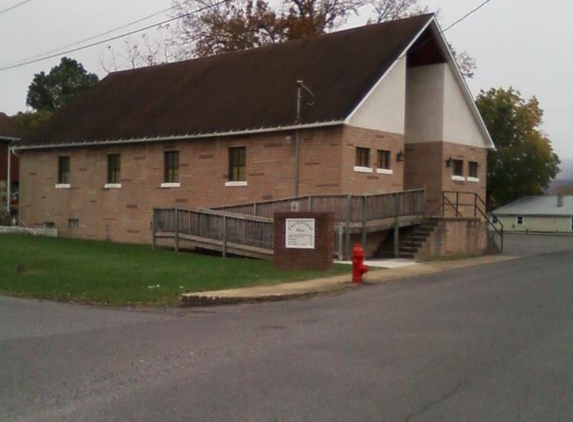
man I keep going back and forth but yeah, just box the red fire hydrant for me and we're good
[351,243,369,284]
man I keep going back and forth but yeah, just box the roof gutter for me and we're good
[12,120,345,151]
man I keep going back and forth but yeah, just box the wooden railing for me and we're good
[213,189,426,223]
[153,189,427,259]
[153,208,274,257]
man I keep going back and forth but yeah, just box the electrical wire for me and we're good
[0,0,34,16]
[0,0,493,72]
[6,4,180,67]
[0,0,227,72]
[443,0,494,32]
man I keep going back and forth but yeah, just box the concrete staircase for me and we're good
[374,219,439,259]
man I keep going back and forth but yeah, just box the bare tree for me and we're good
[369,0,428,23]
[103,0,476,78]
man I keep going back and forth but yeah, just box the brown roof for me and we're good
[0,112,21,140]
[21,14,433,147]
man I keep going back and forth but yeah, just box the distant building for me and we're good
[492,195,573,233]
[0,112,20,186]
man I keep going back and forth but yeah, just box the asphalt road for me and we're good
[2,242,573,421]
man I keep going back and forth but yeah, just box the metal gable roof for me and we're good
[493,196,573,217]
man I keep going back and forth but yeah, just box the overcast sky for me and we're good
[0,0,571,162]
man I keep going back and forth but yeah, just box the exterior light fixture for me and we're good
[396,150,404,162]
[445,156,453,168]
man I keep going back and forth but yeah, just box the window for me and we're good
[453,159,463,177]
[468,161,479,180]
[355,147,370,167]
[107,154,121,184]
[69,218,79,229]
[164,151,179,183]
[228,147,246,182]
[517,216,523,225]
[377,150,391,169]
[58,156,70,185]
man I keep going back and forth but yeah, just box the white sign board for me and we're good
[285,218,315,249]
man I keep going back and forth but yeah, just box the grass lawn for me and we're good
[0,234,348,306]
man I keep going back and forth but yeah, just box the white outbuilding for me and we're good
[492,195,573,233]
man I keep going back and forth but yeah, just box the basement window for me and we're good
[56,156,70,187]
[69,218,79,229]
[161,151,180,187]
[452,159,465,181]
[105,154,121,188]
[226,146,247,186]
[354,147,372,173]
[376,150,393,175]
[467,161,479,182]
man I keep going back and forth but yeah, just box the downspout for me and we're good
[5,144,10,213]
[295,82,302,197]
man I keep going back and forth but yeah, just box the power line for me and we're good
[0,0,34,16]
[0,1,226,72]
[6,5,179,68]
[443,0,494,32]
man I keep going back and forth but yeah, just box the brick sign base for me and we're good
[274,212,334,271]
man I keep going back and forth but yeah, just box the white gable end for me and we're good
[347,56,406,134]
[442,64,490,148]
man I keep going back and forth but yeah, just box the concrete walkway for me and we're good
[180,255,516,306]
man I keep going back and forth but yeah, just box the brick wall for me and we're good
[404,141,487,216]
[415,218,496,259]
[19,128,345,243]
[18,125,489,245]
[340,126,405,194]
[274,212,334,270]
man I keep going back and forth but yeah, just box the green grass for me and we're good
[0,234,348,306]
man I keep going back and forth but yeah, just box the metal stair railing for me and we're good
[441,191,504,252]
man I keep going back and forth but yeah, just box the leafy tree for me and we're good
[556,184,573,195]
[26,57,99,112]
[476,87,560,210]
[11,110,54,134]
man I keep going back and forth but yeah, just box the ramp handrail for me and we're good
[212,189,426,223]
[153,207,274,254]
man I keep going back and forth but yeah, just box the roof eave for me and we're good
[0,136,20,142]
[13,120,345,151]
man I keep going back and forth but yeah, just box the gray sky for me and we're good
[0,0,571,161]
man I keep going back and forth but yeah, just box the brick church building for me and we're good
[14,14,494,243]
